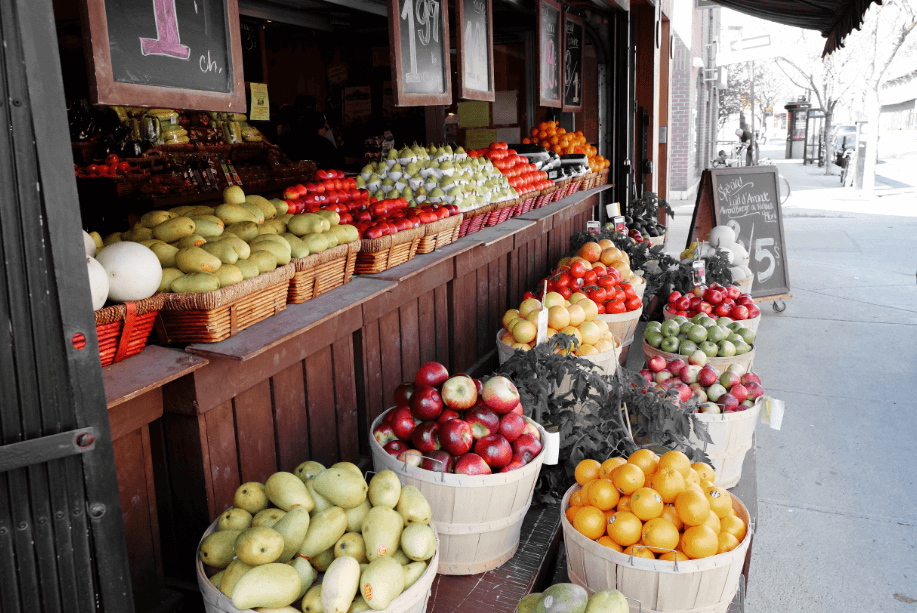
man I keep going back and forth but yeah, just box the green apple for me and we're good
[672,315,689,325]
[737,327,755,345]
[661,336,680,353]
[691,313,708,325]
[645,321,662,333]
[687,325,708,344]
[734,341,751,355]
[727,321,744,332]
[726,332,744,345]
[699,316,717,328]
[700,341,719,357]
[716,316,732,326]
[708,325,728,343]
[676,333,687,343]
[718,340,737,357]
[679,321,695,335]
[661,320,681,338]
[727,363,746,375]
[645,331,664,348]
[679,340,698,355]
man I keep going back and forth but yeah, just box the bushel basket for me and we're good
[597,304,643,348]
[691,397,764,488]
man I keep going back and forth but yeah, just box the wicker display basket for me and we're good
[562,483,751,613]
[691,397,764,489]
[580,173,597,191]
[354,226,424,275]
[567,176,586,196]
[642,340,756,373]
[416,214,462,254]
[534,184,557,209]
[287,240,360,304]
[594,168,610,186]
[80,294,166,367]
[155,264,295,344]
[553,178,572,202]
[485,199,519,227]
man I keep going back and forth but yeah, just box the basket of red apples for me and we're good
[640,355,765,489]
[664,283,761,335]
[369,362,546,575]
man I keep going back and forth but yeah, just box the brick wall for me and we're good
[670,33,693,192]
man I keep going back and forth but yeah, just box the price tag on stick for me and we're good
[536,281,549,345]
[693,260,706,285]
[613,215,626,233]
[586,220,600,234]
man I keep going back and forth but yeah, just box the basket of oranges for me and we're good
[561,450,751,613]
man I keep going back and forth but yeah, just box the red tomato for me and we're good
[97,164,110,175]
[569,261,588,278]
[588,287,607,303]
[625,297,642,312]
[583,270,598,286]
[596,303,605,314]
[558,286,573,300]
[105,154,120,166]
[88,164,100,176]
[118,161,131,173]
[553,273,571,289]
[607,301,627,314]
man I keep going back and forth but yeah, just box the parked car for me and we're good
[830,124,857,150]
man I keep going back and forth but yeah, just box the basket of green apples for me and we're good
[642,313,756,374]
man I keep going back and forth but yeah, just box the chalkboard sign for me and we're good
[240,17,265,84]
[457,0,495,102]
[562,12,584,112]
[688,167,792,301]
[388,0,453,106]
[538,0,562,109]
[81,0,246,112]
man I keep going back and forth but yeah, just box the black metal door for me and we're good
[0,0,134,611]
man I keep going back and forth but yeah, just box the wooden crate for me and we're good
[370,411,546,575]
[597,305,644,348]
[155,264,295,343]
[287,240,360,304]
[355,227,424,275]
[562,484,751,613]
[691,398,764,489]
[642,340,756,374]
[416,215,462,254]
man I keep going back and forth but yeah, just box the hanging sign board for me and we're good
[562,12,584,112]
[538,0,562,108]
[80,0,246,112]
[388,0,453,106]
[457,0,495,101]
[687,167,792,301]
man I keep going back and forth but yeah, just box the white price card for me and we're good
[543,427,560,465]
[586,220,600,233]
[760,397,785,430]
[692,260,706,285]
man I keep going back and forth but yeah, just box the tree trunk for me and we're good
[862,89,881,193]
[824,111,833,175]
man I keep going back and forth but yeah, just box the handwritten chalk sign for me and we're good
[388,0,453,106]
[562,12,584,112]
[81,0,246,111]
[457,0,495,101]
[538,0,562,108]
[687,167,791,300]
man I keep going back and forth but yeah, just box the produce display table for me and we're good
[102,346,208,613]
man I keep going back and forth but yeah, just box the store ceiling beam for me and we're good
[239,0,335,30]
[316,0,388,16]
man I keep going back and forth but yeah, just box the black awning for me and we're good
[711,0,882,56]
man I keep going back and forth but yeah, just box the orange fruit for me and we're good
[575,459,601,485]
[691,462,716,483]
[606,511,642,547]
[565,505,582,524]
[699,478,714,490]
[684,469,701,486]
[681,525,719,559]
[588,479,621,511]
[627,449,660,477]
[686,482,704,495]
[642,518,680,554]
[702,510,722,534]
[597,536,623,552]
[657,451,692,478]
[530,127,539,137]
[717,532,740,554]
[704,486,732,518]
[599,457,627,478]
[661,504,684,531]
[573,506,608,540]
[570,490,586,507]
[617,496,632,513]
[629,488,664,521]
[611,463,646,495]
[623,545,656,559]
[720,515,747,542]
[674,490,712,526]
[651,468,686,503]
[659,550,687,562]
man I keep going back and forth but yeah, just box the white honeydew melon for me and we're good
[96,242,162,302]
[720,248,736,264]
[728,242,748,262]
[86,256,109,310]
[729,265,747,281]
[739,264,753,278]
[83,230,97,257]
[709,225,736,248]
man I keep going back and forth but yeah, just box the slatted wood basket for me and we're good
[370,410,546,575]
[648,232,667,248]
[691,397,763,489]
[155,264,295,344]
[597,304,644,348]
[83,294,166,367]
[567,176,586,196]
[196,513,440,613]
[663,308,761,336]
[562,484,751,613]
[354,227,424,275]
[736,276,753,295]
[642,340,756,374]
[287,240,360,304]
[416,214,462,254]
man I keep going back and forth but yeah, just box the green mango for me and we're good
[215,265,244,288]
[170,272,220,294]
[153,216,196,243]
[175,246,222,274]
[249,250,279,273]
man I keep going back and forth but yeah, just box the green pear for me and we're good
[302,585,324,613]
[362,506,403,562]
[322,556,361,613]
[231,563,302,610]
[199,529,241,568]
[235,526,285,566]
[390,549,410,565]
[534,584,589,613]
[368,470,402,509]
[359,556,404,610]
[400,523,436,562]
[344,499,371,532]
[252,508,286,528]
[334,532,367,563]
[402,561,427,589]
[396,486,431,526]
[208,570,225,590]
[516,593,543,613]
[234,482,269,515]
[347,596,371,612]
[288,556,317,600]
[310,547,335,572]
[217,508,253,532]
[298,506,348,558]
[585,589,630,613]
[273,506,311,562]
[265,471,315,512]
[219,558,253,598]
[309,480,334,513]
[313,468,368,510]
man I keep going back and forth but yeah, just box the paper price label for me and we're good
[613,215,626,233]
[760,396,785,430]
[543,427,560,465]
[692,260,706,285]
[586,220,600,233]
[536,306,549,345]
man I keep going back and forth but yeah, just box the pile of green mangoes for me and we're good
[199,461,437,611]
[90,186,360,294]
[516,584,629,613]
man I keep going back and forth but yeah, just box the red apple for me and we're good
[439,419,474,455]
[730,305,749,320]
[441,375,479,410]
[474,434,513,469]
[655,370,674,384]
[747,305,761,319]
[719,393,739,412]
[666,359,687,377]
[397,449,423,467]
[725,285,741,300]
[698,302,714,315]
[720,371,741,389]
[745,382,764,400]
[680,365,701,384]
[741,372,761,386]
[697,366,718,387]
[647,356,667,373]
[689,383,708,403]
[498,413,526,443]
[482,376,521,414]
[394,382,416,406]
[389,406,418,440]
[411,386,444,421]
[638,369,654,384]
[691,285,707,298]
[373,423,398,447]
[698,402,721,414]
[454,453,492,475]
[421,449,454,473]
[730,384,749,403]
[465,403,500,439]
[714,303,732,317]
[511,402,524,415]
[512,433,543,462]
[437,409,461,424]
[414,362,450,389]
[500,452,528,472]
[521,421,541,441]
[672,383,692,404]
[411,421,440,453]
[384,440,408,456]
